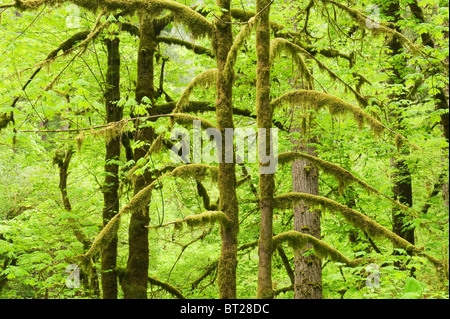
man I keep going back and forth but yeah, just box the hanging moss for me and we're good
[274,192,423,255]
[170,164,219,183]
[224,16,256,82]
[173,69,217,113]
[76,132,85,152]
[171,113,215,129]
[14,0,213,42]
[394,133,404,151]
[278,151,409,211]
[92,119,127,144]
[273,231,360,267]
[84,212,121,260]
[271,90,385,136]
[270,38,368,107]
[173,211,230,230]
[270,38,314,89]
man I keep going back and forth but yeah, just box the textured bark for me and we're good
[408,0,449,208]
[101,36,121,299]
[382,0,415,247]
[291,133,322,299]
[256,0,275,299]
[214,0,239,299]
[122,14,155,299]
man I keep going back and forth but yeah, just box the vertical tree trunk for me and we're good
[122,13,155,299]
[381,0,415,247]
[291,132,322,299]
[214,0,240,299]
[408,0,449,208]
[256,0,275,299]
[101,35,121,299]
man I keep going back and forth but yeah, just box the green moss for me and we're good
[274,192,422,255]
[173,69,217,113]
[270,38,314,90]
[271,90,385,136]
[224,16,256,82]
[171,113,215,129]
[175,211,230,230]
[272,230,359,267]
[170,164,219,183]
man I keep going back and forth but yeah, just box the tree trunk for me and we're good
[291,132,322,299]
[101,35,122,299]
[256,0,275,299]
[381,0,415,247]
[214,0,240,299]
[122,13,155,299]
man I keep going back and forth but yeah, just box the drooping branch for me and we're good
[173,69,218,113]
[271,90,387,136]
[278,151,410,210]
[270,38,368,107]
[196,181,218,211]
[157,36,214,57]
[273,192,444,270]
[148,211,230,230]
[12,0,213,38]
[273,231,363,267]
[148,276,185,299]
[53,147,91,249]
[270,38,314,90]
[223,16,256,82]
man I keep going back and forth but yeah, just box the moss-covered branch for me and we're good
[273,230,361,267]
[319,0,422,55]
[148,276,185,299]
[223,16,256,82]
[271,38,368,107]
[157,36,214,57]
[278,151,409,211]
[271,90,386,136]
[173,69,217,113]
[196,181,218,211]
[148,211,230,230]
[13,0,213,38]
[270,38,314,89]
[273,192,444,270]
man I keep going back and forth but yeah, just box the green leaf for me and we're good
[403,277,424,297]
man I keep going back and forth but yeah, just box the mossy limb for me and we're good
[274,192,420,254]
[273,230,359,267]
[271,90,385,136]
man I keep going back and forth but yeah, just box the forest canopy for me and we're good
[0,0,448,300]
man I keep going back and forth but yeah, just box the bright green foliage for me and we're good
[0,0,448,300]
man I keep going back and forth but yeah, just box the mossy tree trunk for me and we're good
[101,34,122,299]
[291,129,322,299]
[256,0,275,299]
[122,13,155,299]
[381,0,415,248]
[214,0,240,299]
[408,0,449,208]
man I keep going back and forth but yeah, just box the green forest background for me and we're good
[0,0,448,299]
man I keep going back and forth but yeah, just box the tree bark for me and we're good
[291,133,322,299]
[214,0,240,299]
[256,0,275,299]
[381,0,415,247]
[101,35,121,299]
[122,13,155,299]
